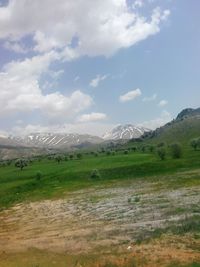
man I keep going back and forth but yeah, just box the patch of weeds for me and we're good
[165,206,187,216]
[167,262,200,267]
[134,196,140,202]
[128,196,140,204]
[135,215,200,244]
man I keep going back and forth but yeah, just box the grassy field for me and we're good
[0,146,200,210]
[0,145,200,266]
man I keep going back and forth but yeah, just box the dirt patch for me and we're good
[0,180,200,266]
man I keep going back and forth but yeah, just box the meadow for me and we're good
[0,145,200,210]
[0,144,200,267]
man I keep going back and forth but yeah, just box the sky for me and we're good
[0,0,199,137]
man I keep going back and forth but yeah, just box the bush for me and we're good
[170,143,182,159]
[124,150,129,155]
[157,148,166,160]
[90,169,101,179]
[36,171,42,181]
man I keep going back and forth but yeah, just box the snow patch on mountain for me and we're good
[102,124,150,140]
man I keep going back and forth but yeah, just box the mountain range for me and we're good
[0,107,199,159]
[0,125,150,149]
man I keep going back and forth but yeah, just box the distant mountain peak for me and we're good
[102,124,150,140]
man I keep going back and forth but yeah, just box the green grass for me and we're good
[0,147,200,210]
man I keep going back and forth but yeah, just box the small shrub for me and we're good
[128,198,132,203]
[90,169,101,179]
[157,148,166,160]
[36,171,42,181]
[134,196,140,202]
[124,150,129,155]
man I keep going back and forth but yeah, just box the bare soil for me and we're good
[0,176,200,266]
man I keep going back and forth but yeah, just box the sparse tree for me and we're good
[77,153,82,160]
[149,145,155,153]
[157,148,166,160]
[69,154,74,160]
[190,138,198,150]
[15,159,28,170]
[106,150,111,156]
[157,142,165,147]
[55,155,62,163]
[170,143,182,159]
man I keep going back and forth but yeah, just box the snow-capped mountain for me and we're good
[1,125,151,151]
[10,132,103,148]
[102,124,150,140]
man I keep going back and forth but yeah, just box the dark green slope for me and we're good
[133,108,200,145]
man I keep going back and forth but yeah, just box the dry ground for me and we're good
[0,172,200,266]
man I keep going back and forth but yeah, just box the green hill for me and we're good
[131,107,200,145]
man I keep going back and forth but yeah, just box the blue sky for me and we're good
[0,0,199,136]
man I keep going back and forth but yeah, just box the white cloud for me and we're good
[77,112,107,123]
[90,74,108,88]
[0,53,93,119]
[158,99,168,107]
[138,110,172,130]
[119,88,141,102]
[0,0,170,57]
[49,69,64,80]
[11,122,114,137]
[4,40,28,53]
[143,93,157,102]
[132,0,144,9]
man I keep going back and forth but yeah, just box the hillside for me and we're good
[139,107,200,145]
